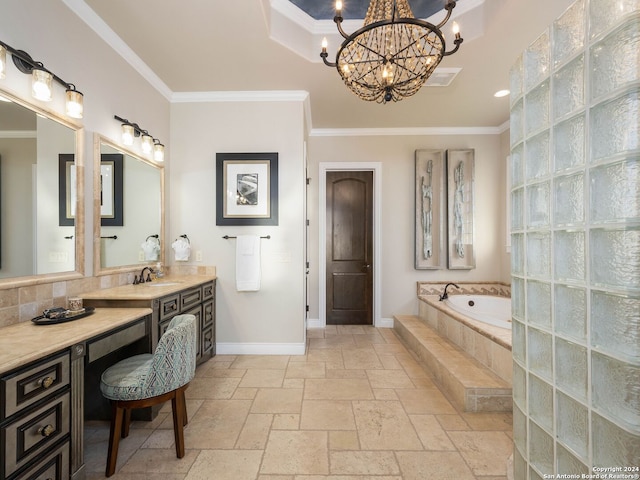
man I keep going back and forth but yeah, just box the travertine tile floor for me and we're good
[84,325,513,479]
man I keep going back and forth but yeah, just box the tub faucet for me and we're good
[134,266,155,284]
[439,282,460,301]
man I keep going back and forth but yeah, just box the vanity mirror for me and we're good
[93,135,164,275]
[0,88,84,286]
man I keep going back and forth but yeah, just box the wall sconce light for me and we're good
[114,115,165,162]
[0,40,84,119]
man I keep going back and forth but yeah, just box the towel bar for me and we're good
[222,235,270,239]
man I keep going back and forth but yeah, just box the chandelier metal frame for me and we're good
[320,0,463,103]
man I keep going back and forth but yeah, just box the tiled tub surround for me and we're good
[418,294,513,384]
[417,283,512,379]
[510,0,640,476]
[394,282,512,413]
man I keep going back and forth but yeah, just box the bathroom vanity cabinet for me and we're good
[82,276,216,365]
[0,308,153,480]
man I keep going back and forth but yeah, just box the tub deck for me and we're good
[394,314,512,412]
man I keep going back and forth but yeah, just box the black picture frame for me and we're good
[99,153,124,227]
[216,152,279,226]
[58,153,75,226]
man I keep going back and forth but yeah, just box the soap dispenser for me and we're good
[155,262,164,278]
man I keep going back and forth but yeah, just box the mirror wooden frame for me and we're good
[93,134,165,276]
[0,87,84,289]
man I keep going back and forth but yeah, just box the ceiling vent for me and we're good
[425,68,461,87]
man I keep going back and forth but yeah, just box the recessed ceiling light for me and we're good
[494,89,510,98]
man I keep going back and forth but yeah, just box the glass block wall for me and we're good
[509,0,640,477]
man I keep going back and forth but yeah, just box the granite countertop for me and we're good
[81,275,216,301]
[0,307,153,375]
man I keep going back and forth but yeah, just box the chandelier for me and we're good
[320,0,463,103]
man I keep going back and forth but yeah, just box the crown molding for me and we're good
[171,90,309,103]
[310,125,507,137]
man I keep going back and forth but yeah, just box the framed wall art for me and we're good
[216,152,279,226]
[446,149,475,269]
[99,153,124,227]
[414,149,446,269]
[58,154,76,226]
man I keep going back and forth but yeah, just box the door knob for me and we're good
[362,263,371,271]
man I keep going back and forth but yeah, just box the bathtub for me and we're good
[445,295,512,329]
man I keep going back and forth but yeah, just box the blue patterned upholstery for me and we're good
[100,314,197,402]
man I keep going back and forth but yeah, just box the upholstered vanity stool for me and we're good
[99,314,197,477]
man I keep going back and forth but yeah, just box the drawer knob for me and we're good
[38,376,55,389]
[38,424,55,437]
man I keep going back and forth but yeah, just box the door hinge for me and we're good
[306,305,310,312]
[306,261,310,268]
[306,219,310,226]
[306,177,311,185]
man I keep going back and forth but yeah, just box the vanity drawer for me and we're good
[159,294,180,321]
[180,286,202,310]
[2,390,70,479]
[9,438,69,480]
[202,326,214,357]
[86,318,147,363]
[202,281,215,301]
[203,300,214,328]
[1,352,70,421]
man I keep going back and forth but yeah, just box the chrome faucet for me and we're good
[439,282,460,301]
[133,266,155,284]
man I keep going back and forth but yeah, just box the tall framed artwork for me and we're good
[446,149,475,269]
[414,149,446,269]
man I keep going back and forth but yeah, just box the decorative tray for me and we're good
[31,307,96,325]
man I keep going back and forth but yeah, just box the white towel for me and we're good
[236,235,261,291]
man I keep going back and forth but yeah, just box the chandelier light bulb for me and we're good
[322,37,328,53]
[336,1,342,12]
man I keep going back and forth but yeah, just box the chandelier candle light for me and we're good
[320,0,463,103]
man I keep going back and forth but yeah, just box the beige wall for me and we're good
[0,0,169,325]
[307,133,510,322]
[0,1,512,347]
[169,101,307,351]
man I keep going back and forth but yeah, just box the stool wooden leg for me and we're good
[106,403,124,477]
[122,408,132,438]
[171,388,186,458]
[181,388,188,426]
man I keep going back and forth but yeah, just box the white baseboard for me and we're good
[216,342,306,355]
[307,318,324,329]
[376,317,394,328]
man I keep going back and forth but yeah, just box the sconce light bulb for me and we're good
[121,124,135,146]
[0,45,6,79]
[452,21,460,35]
[31,68,53,102]
[322,37,328,51]
[336,1,342,12]
[141,134,153,154]
[153,143,165,162]
[65,89,84,119]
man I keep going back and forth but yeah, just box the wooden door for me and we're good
[326,171,373,325]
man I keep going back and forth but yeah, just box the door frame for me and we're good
[319,162,382,327]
